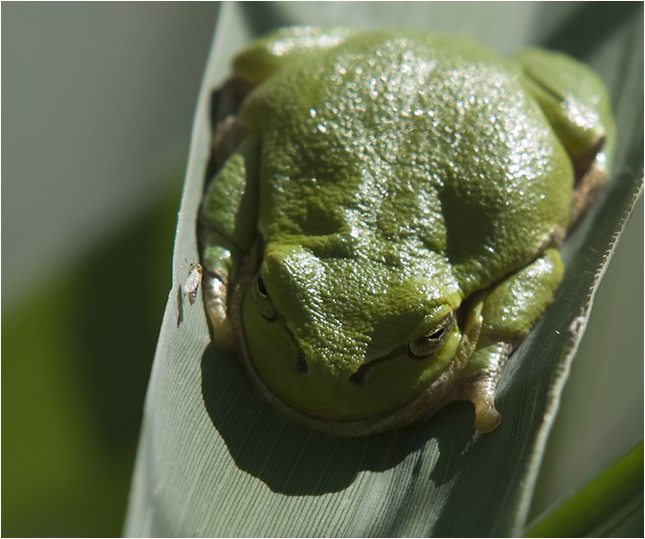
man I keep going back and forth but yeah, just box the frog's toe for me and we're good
[461,380,502,434]
[204,273,237,352]
[459,375,502,433]
[472,394,502,433]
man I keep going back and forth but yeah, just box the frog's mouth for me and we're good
[348,348,406,385]
[228,261,482,437]
[268,309,414,385]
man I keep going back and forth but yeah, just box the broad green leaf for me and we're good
[525,441,644,537]
[125,3,643,537]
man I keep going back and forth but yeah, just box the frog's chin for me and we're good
[229,279,486,437]
[236,332,470,437]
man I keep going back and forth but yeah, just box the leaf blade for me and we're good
[525,441,644,538]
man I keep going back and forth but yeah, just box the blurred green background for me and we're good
[2,3,642,537]
[3,3,220,536]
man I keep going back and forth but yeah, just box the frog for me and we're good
[198,27,614,437]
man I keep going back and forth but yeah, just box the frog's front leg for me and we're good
[199,136,259,351]
[458,249,564,433]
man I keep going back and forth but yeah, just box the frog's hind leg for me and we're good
[232,27,353,84]
[516,48,615,225]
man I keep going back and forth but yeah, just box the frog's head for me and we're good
[239,241,467,424]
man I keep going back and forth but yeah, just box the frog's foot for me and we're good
[461,372,502,433]
[570,158,609,225]
[203,271,236,352]
[458,341,513,433]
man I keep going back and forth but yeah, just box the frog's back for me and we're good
[240,31,573,296]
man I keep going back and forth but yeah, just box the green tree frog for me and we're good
[198,28,614,437]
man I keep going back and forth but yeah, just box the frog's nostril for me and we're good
[295,348,308,372]
[349,370,366,385]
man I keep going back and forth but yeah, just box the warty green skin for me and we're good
[199,28,614,436]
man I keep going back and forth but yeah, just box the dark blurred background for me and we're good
[2,3,220,536]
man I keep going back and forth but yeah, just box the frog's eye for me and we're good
[252,271,277,320]
[409,313,455,358]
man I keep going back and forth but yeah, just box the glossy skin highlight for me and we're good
[199,28,614,437]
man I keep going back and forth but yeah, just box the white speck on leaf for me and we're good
[184,263,203,306]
